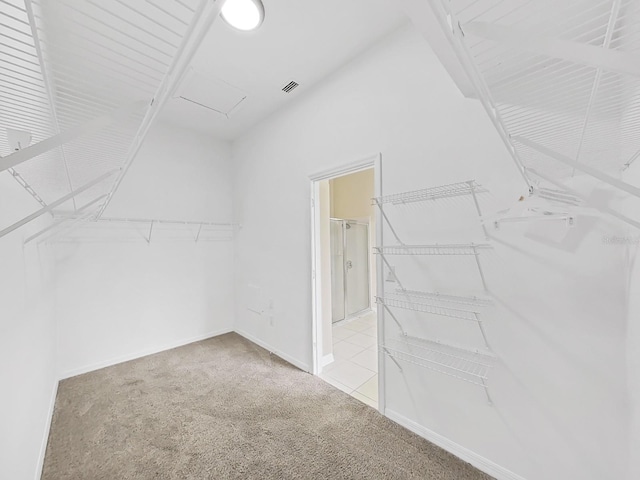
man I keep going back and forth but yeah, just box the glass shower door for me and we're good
[345,222,370,317]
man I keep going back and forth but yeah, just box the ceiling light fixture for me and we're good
[220,0,265,31]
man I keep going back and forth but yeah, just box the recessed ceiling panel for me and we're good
[175,69,247,118]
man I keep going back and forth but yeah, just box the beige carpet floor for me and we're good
[42,333,493,479]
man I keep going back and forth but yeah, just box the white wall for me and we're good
[231,24,630,480]
[623,163,640,480]
[0,174,57,480]
[54,122,235,378]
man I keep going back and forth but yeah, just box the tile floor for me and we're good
[320,311,378,409]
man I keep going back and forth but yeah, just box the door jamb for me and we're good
[309,153,384,412]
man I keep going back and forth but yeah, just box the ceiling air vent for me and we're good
[282,81,299,93]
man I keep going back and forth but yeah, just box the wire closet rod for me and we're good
[54,216,237,228]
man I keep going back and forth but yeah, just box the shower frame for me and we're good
[330,218,372,324]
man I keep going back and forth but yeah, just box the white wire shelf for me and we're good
[373,180,487,205]
[382,337,494,388]
[433,0,640,201]
[534,187,582,207]
[394,288,494,307]
[378,292,491,348]
[377,295,479,322]
[374,243,492,256]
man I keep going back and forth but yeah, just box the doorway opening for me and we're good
[310,154,382,411]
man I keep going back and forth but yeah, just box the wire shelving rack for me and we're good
[382,336,494,403]
[375,178,497,404]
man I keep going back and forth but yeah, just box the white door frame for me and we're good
[309,152,384,412]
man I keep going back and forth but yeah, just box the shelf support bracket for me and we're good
[374,198,405,245]
[380,302,406,336]
[378,252,406,290]
[147,221,155,244]
[468,181,488,239]
[383,348,403,372]
[472,245,489,292]
[481,378,493,405]
[476,314,490,349]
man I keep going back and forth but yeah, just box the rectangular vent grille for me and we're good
[282,81,299,93]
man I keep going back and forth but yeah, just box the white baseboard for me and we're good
[321,353,334,367]
[385,410,527,480]
[58,328,233,380]
[235,329,310,372]
[35,379,59,480]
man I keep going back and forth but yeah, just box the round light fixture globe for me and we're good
[220,0,265,31]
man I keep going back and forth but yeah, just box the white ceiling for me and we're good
[158,0,408,140]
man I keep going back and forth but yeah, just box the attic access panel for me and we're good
[174,69,248,118]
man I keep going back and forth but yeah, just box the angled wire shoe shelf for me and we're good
[377,293,490,348]
[375,179,497,405]
[394,288,494,308]
[374,243,491,292]
[373,180,490,243]
[374,180,488,206]
[382,336,494,403]
[378,295,478,322]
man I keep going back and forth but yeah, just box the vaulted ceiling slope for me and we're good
[429,0,640,185]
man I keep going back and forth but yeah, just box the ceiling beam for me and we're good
[464,21,640,78]
[0,101,146,173]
